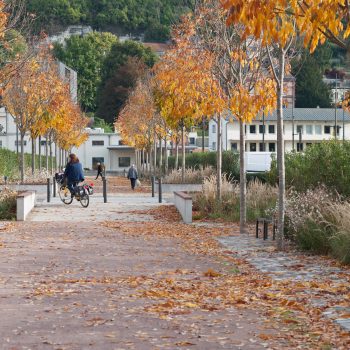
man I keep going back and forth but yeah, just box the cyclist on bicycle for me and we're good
[64,153,85,197]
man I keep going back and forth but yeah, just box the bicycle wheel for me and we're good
[59,185,73,205]
[79,193,89,208]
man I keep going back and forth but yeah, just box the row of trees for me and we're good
[0,2,88,182]
[117,0,350,250]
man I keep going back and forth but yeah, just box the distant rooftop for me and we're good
[225,108,350,122]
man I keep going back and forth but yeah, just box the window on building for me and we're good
[212,124,216,133]
[297,143,304,152]
[92,140,104,146]
[259,143,265,152]
[231,143,237,151]
[296,125,303,134]
[250,125,256,134]
[259,125,265,134]
[92,157,105,169]
[315,125,322,135]
[268,125,275,134]
[40,140,47,146]
[189,137,195,145]
[306,125,313,135]
[336,125,341,135]
[324,125,331,134]
[15,140,27,146]
[0,140,2,148]
[212,142,216,150]
[250,143,257,152]
[119,157,130,168]
[269,143,276,152]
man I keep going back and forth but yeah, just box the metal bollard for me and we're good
[102,176,107,203]
[151,175,155,198]
[158,177,162,203]
[52,176,56,197]
[47,178,51,203]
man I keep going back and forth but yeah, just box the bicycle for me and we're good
[55,173,93,208]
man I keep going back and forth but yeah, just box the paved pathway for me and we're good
[219,234,350,332]
[0,192,281,350]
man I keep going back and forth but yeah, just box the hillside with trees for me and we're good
[26,0,195,42]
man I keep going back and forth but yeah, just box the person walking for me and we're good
[127,164,138,190]
[64,153,85,197]
[95,162,104,180]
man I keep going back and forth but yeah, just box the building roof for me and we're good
[107,146,134,150]
[224,108,350,122]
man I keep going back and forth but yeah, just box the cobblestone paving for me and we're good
[218,233,350,332]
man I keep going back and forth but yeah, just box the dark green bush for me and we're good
[268,141,350,197]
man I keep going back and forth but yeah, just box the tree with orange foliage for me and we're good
[181,1,276,230]
[154,22,225,183]
[222,0,350,248]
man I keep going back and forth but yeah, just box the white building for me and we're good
[71,128,136,172]
[209,108,350,171]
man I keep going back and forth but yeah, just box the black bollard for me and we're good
[158,177,162,203]
[151,175,155,198]
[47,178,51,203]
[52,176,56,197]
[102,176,107,203]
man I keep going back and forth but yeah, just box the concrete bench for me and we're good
[17,191,36,221]
[174,191,192,224]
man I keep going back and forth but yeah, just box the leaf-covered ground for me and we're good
[0,196,349,349]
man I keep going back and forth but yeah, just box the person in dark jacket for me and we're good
[64,153,85,197]
[127,164,138,190]
[95,162,104,180]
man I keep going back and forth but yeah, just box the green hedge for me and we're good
[168,151,240,179]
[0,148,55,180]
[268,141,350,197]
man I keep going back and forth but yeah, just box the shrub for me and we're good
[168,151,240,179]
[163,167,215,184]
[0,148,55,182]
[0,188,17,220]
[193,177,277,222]
[283,186,350,264]
[268,141,350,197]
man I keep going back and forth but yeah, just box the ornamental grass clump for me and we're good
[164,166,215,184]
[0,187,17,220]
[284,186,350,264]
[193,177,277,222]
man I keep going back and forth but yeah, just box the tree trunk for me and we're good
[153,140,157,174]
[216,115,222,201]
[239,120,247,234]
[20,133,25,183]
[175,139,179,170]
[147,150,150,172]
[142,149,145,172]
[45,138,49,172]
[181,125,186,183]
[165,134,169,174]
[49,137,53,175]
[38,136,42,171]
[54,142,58,173]
[31,137,35,175]
[159,137,163,175]
[276,49,286,250]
